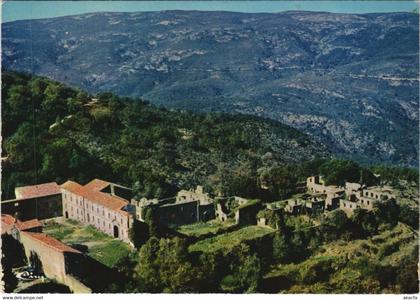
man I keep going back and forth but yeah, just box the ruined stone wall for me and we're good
[2,195,62,221]
[306,176,327,194]
[235,202,261,226]
[176,186,212,204]
[157,200,199,226]
[339,199,360,215]
[357,196,377,210]
[198,203,215,222]
[305,199,325,212]
[361,189,392,200]
[325,195,340,210]
[215,203,229,222]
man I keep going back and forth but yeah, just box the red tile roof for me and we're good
[15,182,61,200]
[17,219,43,231]
[1,214,16,226]
[61,180,129,214]
[20,231,80,254]
[1,214,43,231]
[84,179,110,192]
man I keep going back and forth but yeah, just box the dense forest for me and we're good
[2,71,330,200]
[2,71,418,201]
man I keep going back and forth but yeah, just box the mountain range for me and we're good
[2,10,419,166]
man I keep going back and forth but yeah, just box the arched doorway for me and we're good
[113,225,119,238]
[65,211,69,219]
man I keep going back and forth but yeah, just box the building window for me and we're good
[367,201,370,205]
[344,203,346,207]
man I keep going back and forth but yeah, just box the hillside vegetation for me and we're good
[3,11,418,165]
[1,71,327,199]
[263,223,418,293]
[2,71,418,294]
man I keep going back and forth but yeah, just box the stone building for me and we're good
[339,183,394,215]
[357,196,376,210]
[288,176,398,216]
[176,186,215,222]
[345,182,363,197]
[156,200,202,226]
[1,182,62,221]
[234,200,262,226]
[361,186,394,201]
[284,196,325,215]
[176,186,212,203]
[306,176,344,198]
[304,196,325,213]
[214,197,260,225]
[61,179,135,243]
[325,193,341,210]
[306,176,327,193]
[284,199,303,215]
[132,186,215,227]
[339,198,361,215]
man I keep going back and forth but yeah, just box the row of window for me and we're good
[68,204,125,226]
[364,191,381,199]
[67,204,128,235]
[342,202,355,209]
[65,192,124,225]
[360,199,371,206]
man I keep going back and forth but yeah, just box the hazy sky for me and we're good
[2,1,418,23]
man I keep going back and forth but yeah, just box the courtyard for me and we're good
[176,219,236,238]
[189,225,275,253]
[42,217,132,268]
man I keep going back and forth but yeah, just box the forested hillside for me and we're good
[3,11,418,165]
[1,71,328,199]
[2,71,419,294]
